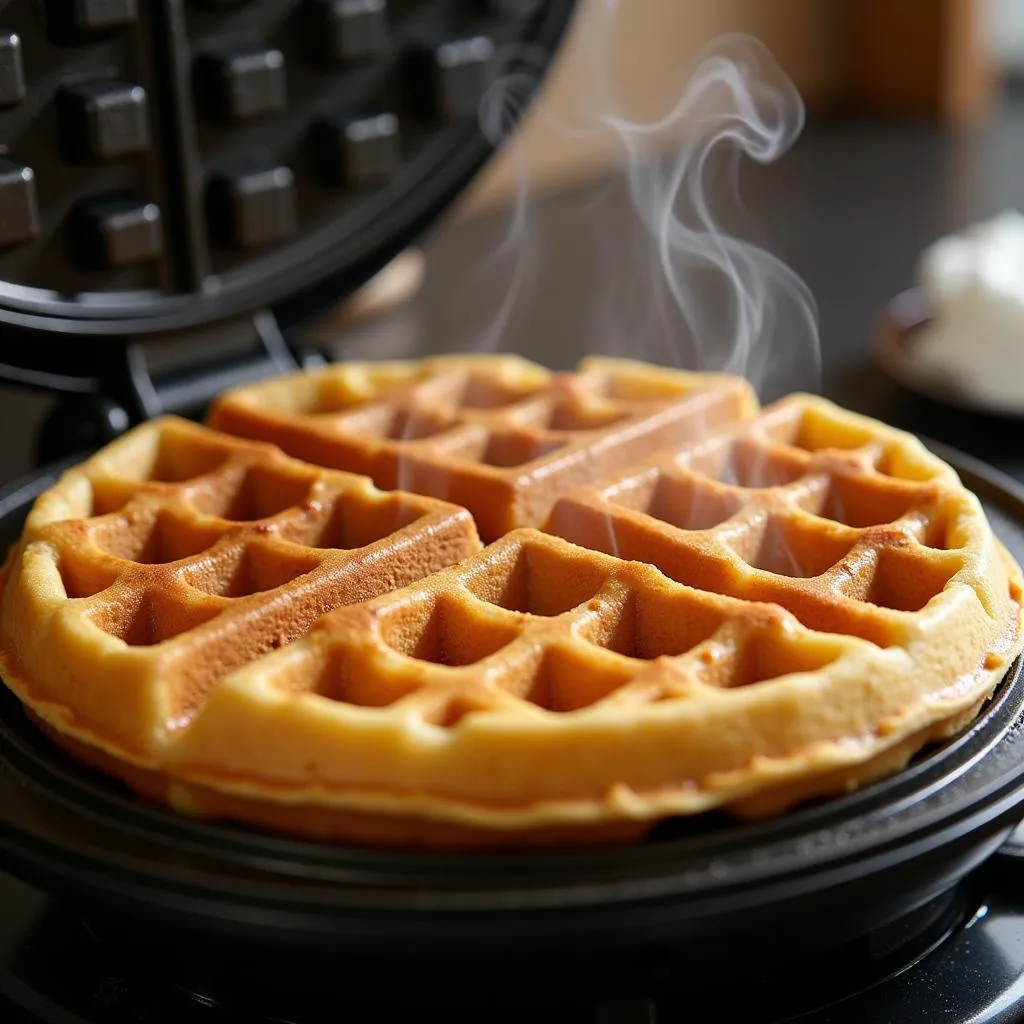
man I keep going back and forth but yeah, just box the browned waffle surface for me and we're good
[1,368,1022,850]
[545,394,1003,644]
[0,417,480,760]
[207,355,758,540]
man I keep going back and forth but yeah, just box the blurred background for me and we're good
[5,0,1024,482]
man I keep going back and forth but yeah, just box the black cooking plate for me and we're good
[0,0,577,339]
[2,442,1024,987]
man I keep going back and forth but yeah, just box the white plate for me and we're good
[873,288,1024,419]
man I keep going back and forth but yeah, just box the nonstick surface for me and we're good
[0,0,577,337]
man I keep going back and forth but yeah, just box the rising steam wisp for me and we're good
[606,32,820,397]
[469,10,821,398]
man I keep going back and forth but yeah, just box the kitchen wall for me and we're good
[986,0,1024,72]
[462,0,1002,213]
[461,0,844,212]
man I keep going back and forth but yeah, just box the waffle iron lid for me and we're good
[0,0,576,345]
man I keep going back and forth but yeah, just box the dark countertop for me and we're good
[3,99,1024,486]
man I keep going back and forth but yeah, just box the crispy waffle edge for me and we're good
[0,358,1021,850]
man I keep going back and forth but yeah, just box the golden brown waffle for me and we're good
[0,417,479,760]
[0,360,1021,850]
[208,354,757,540]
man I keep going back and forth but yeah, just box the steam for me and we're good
[466,11,821,398]
[466,51,540,356]
[467,43,550,354]
[609,35,818,395]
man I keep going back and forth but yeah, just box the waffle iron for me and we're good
[0,0,575,463]
[4,3,1024,1022]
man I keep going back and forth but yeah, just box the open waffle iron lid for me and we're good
[0,0,578,451]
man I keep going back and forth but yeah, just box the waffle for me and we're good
[208,354,757,540]
[0,418,480,760]
[1,358,1021,850]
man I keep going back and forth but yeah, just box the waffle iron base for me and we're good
[2,442,1024,1023]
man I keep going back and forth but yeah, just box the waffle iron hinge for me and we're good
[27,311,323,467]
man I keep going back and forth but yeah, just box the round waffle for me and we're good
[1,356,1021,848]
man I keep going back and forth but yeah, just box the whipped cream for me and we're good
[914,210,1024,408]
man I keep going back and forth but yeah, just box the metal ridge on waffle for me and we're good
[1,355,1021,849]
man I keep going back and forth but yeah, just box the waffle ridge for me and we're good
[208,354,758,540]
[1,357,1021,849]
[547,394,985,646]
[0,417,480,760]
